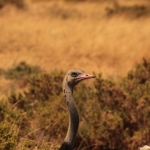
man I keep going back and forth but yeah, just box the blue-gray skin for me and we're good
[59,69,95,150]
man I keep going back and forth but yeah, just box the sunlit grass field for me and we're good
[0,0,150,150]
[0,0,150,80]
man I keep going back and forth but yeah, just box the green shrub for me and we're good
[5,62,42,80]
[0,101,20,150]
[8,71,65,149]
[91,59,150,149]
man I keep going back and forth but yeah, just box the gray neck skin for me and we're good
[63,83,79,146]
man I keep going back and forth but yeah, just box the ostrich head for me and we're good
[63,69,95,89]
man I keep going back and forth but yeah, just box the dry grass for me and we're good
[0,0,150,81]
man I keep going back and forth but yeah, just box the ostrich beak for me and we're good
[76,73,96,81]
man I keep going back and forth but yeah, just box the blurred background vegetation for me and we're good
[0,0,150,149]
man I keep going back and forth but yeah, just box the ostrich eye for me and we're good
[71,72,78,77]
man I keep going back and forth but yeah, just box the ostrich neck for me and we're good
[63,84,79,146]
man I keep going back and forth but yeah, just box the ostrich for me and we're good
[59,69,95,150]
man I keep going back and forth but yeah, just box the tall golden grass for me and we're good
[0,0,150,79]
